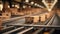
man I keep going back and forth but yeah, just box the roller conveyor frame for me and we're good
[3,27,24,34]
[2,14,59,34]
[6,14,60,28]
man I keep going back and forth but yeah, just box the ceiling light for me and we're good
[31,2,34,5]
[29,6,31,8]
[42,0,58,11]
[23,6,26,8]
[25,0,29,2]
[12,5,14,7]
[0,4,3,11]
[15,5,19,8]
[8,5,10,8]
[35,3,37,6]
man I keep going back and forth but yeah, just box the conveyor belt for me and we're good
[1,14,60,34]
[3,27,24,34]
[0,26,22,32]
[38,14,60,34]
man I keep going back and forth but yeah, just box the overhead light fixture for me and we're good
[0,4,3,11]
[36,4,44,8]
[12,5,14,7]
[8,5,10,8]
[15,5,19,8]
[29,6,31,8]
[42,0,58,11]
[25,0,29,2]
[35,3,37,6]
[23,5,26,8]
[31,2,34,5]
